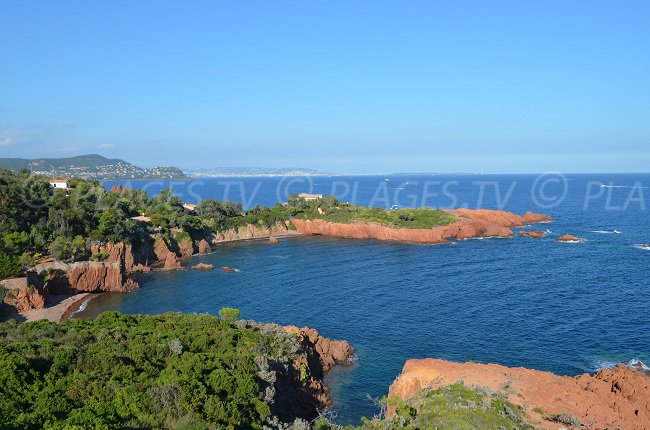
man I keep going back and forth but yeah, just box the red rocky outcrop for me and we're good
[1,276,47,312]
[388,358,650,430]
[292,209,552,244]
[35,261,139,294]
[196,239,212,254]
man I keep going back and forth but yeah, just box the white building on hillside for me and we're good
[298,193,323,201]
[49,178,71,189]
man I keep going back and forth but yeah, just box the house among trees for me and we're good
[49,178,72,190]
[183,203,197,214]
[298,193,323,201]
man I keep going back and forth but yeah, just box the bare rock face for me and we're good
[388,358,650,430]
[110,185,128,193]
[91,241,156,272]
[163,252,182,269]
[276,325,354,411]
[192,263,214,271]
[37,261,139,294]
[177,238,196,258]
[196,239,212,254]
[284,325,354,375]
[153,238,182,269]
[557,233,584,242]
[519,230,545,238]
[291,209,552,244]
[212,223,292,243]
[1,276,47,312]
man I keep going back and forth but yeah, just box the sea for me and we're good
[78,174,650,424]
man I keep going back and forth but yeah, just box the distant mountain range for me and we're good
[0,154,190,180]
[184,167,326,177]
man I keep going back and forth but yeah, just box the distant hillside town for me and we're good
[0,154,190,180]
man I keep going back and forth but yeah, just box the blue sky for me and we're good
[1,0,649,173]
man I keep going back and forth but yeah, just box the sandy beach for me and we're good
[17,293,96,323]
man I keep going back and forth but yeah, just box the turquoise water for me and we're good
[84,174,650,424]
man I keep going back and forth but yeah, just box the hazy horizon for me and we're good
[2,1,649,174]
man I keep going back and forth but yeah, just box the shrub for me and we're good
[89,252,108,262]
[218,307,241,323]
[0,312,299,429]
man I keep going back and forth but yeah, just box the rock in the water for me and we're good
[269,236,279,245]
[557,233,584,242]
[192,263,214,271]
[221,266,237,272]
[197,239,212,254]
[519,230,545,238]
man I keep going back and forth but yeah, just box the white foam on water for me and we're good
[594,358,650,372]
[591,230,622,234]
[69,297,93,318]
[632,244,650,251]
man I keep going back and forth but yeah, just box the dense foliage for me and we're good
[0,311,302,429]
[290,197,457,229]
[316,384,533,430]
[0,170,289,279]
[0,168,457,281]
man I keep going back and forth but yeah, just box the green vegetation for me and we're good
[545,412,582,427]
[0,167,455,281]
[218,307,241,323]
[0,169,285,279]
[288,195,456,229]
[0,154,189,180]
[0,310,308,429]
[317,384,534,430]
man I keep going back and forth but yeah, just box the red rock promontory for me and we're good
[291,209,552,244]
[388,358,650,430]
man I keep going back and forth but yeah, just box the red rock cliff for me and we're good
[388,358,650,430]
[291,209,552,244]
[1,276,47,312]
[35,261,139,294]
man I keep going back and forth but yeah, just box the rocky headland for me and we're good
[387,358,650,430]
[292,209,552,244]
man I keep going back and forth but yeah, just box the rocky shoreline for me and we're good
[3,209,554,320]
[387,358,650,429]
[292,209,552,244]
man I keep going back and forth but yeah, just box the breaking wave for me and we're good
[594,358,650,372]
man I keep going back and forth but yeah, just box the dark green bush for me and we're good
[0,311,301,430]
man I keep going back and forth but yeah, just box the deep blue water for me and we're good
[86,174,650,424]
